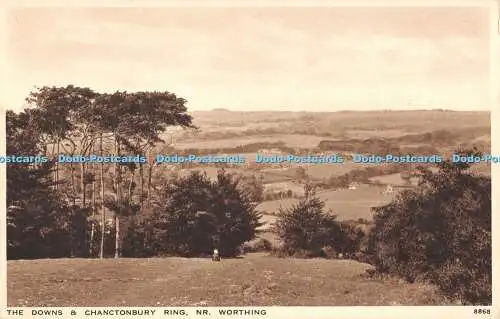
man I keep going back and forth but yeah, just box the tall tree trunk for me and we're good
[139,162,144,208]
[80,162,88,257]
[114,137,121,259]
[55,138,60,190]
[114,215,120,258]
[80,163,86,206]
[90,174,96,257]
[99,134,106,259]
[147,162,153,207]
[90,148,97,258]
[52,142,57,189]
[71,163,76,206]
[128,170,135,203]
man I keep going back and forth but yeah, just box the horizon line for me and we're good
[190,108,492,113]
[5,106,491,113]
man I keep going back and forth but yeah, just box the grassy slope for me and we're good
[258,185,392,220]
[7,253,447,307]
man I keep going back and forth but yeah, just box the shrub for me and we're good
[237,174,264,203]
[252,238,273,252]
[242,238,273,253]
[292,249,318,259]
[272,184,358,257]
[367,149,491,305]
[320,246,338,259]
[121,216,157,258]
[269,247,290,258]
[143,169,263,257]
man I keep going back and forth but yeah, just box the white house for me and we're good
[383,184,394,195]
[348,182,359,190]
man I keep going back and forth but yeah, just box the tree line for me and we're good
[317,128,490,155]
[7,85,194,259]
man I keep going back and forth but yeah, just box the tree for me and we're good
[26,86,103,257]
[89,90,195,258]
[26,85,98,194]
[368,149,491,305]
[145,170,262,257]
[6,110,83,259]
[237,174,264,203]
[17,86,195,260]
[273,184,352,257]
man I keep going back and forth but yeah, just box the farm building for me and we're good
[258,148,283,154]
[383,184,394,195]
[348,182,359,190]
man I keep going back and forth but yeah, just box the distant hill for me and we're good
[210,108,231,112]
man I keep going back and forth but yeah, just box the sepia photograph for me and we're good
[1,0,496,314]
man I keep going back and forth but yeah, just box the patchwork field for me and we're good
[369,173,419,186]
[344,129,408,139]
[177,167,250,179]
[190,110,490,135]
[305,162,378,179]
[257,185,393,221]
[263,181,305,195]
[175,134,327,149]
[8,255,448,307]
[259,168,300,183]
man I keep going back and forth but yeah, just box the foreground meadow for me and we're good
[8,253,448,307]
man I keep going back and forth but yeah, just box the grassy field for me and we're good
[177,167,251,179]
[175,110,491,152]
[369,165,491,186]
[175,134,326,149]
[369,173,419,186]
[176,166,302,184]
[305,162,378,179]
[260,168,302,183]
[8,254,449,307]
[344,129,408,139]
[190,110,490,133]
[258,185,392,220]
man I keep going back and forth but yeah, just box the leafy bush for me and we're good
[6,110,95,259]
[320,246,338,259]
[121,216,156,258]
[242,238,273,253]
[143,169,263,257]
[272,184,361,257]
[367,150,491,305]
[237,175,264,203]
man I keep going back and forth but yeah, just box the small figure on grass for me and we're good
[212,248,221,262]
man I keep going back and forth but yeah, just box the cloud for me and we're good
[3,6,492,111]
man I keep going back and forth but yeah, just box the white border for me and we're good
[1,0,9,316]
[490,0,500,316]
[1,1,498,318]
[0,306,496,319]
[1,0,498,7]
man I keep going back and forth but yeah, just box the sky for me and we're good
[2,5,496,112]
